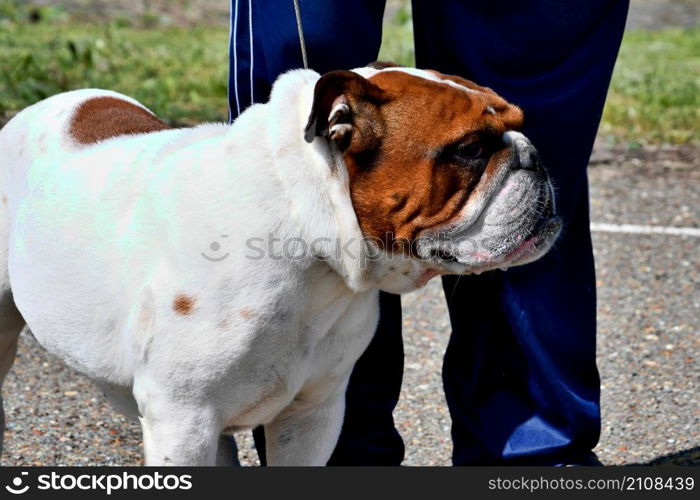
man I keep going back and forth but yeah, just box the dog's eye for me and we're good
[455,142,484,159]
[440,134,496,167]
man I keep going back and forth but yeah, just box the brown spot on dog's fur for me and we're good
[69,96,171,145]
[2,195,6,205]
[239,307,256,319]
[173,294,196,316]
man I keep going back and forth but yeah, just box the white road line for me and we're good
[590,222,700,238]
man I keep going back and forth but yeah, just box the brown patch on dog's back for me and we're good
[173,294,196,316]
[69,96,171,145]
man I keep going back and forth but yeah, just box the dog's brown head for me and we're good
[305,64,561,290]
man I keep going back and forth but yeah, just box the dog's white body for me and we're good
[0,67,560,465]
[0,72,407,465]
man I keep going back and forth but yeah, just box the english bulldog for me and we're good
[0,64,561,465]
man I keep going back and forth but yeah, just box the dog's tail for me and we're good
[0,119,27,460]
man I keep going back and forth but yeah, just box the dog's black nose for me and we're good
[512,142,542,171]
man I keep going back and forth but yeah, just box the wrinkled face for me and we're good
[305,65,562,291]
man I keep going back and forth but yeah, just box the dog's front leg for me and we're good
[138,405,221,466]
[264,387,346,466]
[138,406,221,466]
[135,377,221,466]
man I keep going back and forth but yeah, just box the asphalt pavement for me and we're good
[2,149,698,466]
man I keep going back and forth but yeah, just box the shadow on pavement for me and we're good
[632,447,700,466]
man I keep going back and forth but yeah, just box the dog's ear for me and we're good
[304,70,388,152]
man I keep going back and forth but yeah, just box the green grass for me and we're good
[602,27,700,145]
[0,13,698,145]
[378,4,415,68]
[0,22,230,126]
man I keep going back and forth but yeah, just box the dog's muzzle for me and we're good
[417,132,562,274]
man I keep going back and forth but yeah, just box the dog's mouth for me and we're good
[423,215,562,270]
[429,248,460,264]
[417,176,562,275]
[498,180,562,268]
[499,214,562,267]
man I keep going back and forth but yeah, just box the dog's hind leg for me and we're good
[0,292,25,458]
[0,183,26,457]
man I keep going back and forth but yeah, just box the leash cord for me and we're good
[293,0,309,69]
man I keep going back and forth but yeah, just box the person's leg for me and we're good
[411,0,629,464]
[228,0,404,466]
[228,0,387,120]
